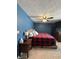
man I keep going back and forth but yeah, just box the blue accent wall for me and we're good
[17,4,33,40]
[34,20,61,36]
[34,23,56,36]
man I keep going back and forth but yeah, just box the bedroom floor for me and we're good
[19,42,61,59]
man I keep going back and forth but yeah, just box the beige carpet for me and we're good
[27,42,61,59]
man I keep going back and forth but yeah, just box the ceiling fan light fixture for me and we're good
[43,16,47,19]
[42,19,47,22]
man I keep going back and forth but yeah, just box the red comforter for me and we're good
[33,33,55,39]
[30,33,56,47]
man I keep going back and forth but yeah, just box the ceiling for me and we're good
[17,0,61,22]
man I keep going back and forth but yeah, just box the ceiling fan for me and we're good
[30,16,54,22]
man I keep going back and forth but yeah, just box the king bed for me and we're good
[29,33,57,48]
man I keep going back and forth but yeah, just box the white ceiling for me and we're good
[17,0,61,22]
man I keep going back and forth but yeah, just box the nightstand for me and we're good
[24,39,32,49]
[19,43,29,58]
[19,39,32,58]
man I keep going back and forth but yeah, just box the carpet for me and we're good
[28,42,61,59]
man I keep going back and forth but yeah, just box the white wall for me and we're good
[52,9,61,20]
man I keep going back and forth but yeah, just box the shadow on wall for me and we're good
[17,4,34,40]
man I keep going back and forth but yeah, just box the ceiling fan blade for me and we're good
[30,16,42,18]
[30,16,54,21]
[47,17,53,19]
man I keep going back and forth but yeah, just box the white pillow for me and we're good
[25,32,29,36]
[29,32,34,37]
[32,30,38,36]
[25,29,38,37]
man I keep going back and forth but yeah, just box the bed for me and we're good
[29,33,57,48]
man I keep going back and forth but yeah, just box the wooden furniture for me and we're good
[55,31,61,42]
[19,39,32,58]
[24,39,32,49]
[19,43,29,58]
